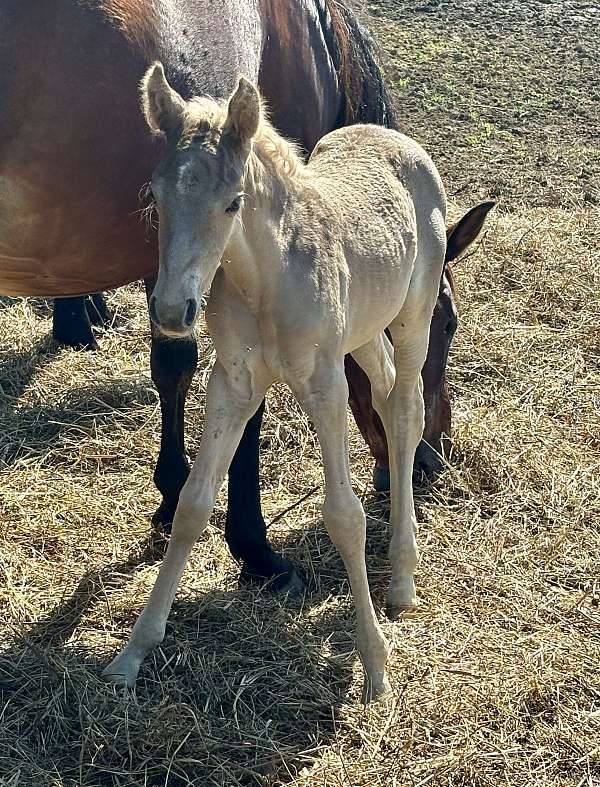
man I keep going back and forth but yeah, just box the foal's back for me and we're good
[308,124,446,238]
[294,124,447,351]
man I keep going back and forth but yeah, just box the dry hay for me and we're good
[1,0,600,780]
[0,203,598,786]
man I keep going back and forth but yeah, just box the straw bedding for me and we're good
[0,1,598,784]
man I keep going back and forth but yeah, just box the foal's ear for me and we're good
[141,61,186,135]
[223,77,261,145]
[445,201,496,263]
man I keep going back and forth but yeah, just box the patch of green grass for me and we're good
[369,2,600,207]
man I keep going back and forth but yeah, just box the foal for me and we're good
[103,63,448,701]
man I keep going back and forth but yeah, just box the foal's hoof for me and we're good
[102,651,140,689]
[386,603,418,621]
[373,465,390,493]
[386,591,418,620]
[386,578,417,618]
[362,672,392,704]
[240,561,305,597]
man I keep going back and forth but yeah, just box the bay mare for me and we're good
[103,70,485,700]
[0,1,491,592]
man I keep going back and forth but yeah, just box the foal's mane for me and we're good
[246,116,305,198]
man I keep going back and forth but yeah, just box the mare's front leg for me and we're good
[293,362,390,703]
[85,293,110,326]
[52,296,98,350]
[147,301,198,529]
[103,361,269,687]
[146,274,302,590]
[345,354,390,491]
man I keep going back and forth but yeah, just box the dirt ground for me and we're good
[1,1,599,785]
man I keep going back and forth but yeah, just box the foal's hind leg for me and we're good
[292,363,390,702]
[103,361,270,687]
[352,325,428,615]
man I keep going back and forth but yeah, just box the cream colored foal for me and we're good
[103,63,448,701]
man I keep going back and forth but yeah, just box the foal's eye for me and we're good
[226,196,243,214]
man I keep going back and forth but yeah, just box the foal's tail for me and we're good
[319,0,398,130]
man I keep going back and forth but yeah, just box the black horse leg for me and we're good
[145,273,195,528]
[226,400,303,592]
[52,296,98,350]
[85,293,110,326]
[149,326,197,529]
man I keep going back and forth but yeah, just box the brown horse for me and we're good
[0,0,491,590]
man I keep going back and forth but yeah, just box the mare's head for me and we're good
[142,62,261,337]
[415,201,496,478]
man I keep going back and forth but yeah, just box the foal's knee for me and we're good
[172,486,214,541]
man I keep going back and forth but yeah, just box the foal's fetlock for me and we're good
[362,670,392,704]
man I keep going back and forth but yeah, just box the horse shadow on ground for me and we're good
[0,333,61,401]
[0,344,157,468]
[0,524,355,785]
[0,483,442,786]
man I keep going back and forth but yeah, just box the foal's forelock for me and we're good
[176,99,229,151]
[182,104,306,202]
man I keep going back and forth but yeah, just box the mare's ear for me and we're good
[445,201,496,263]
[223,77,261,146]
[141,61,186,135]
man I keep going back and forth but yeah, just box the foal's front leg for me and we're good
[102,361,269,687]
[293,364,390,703]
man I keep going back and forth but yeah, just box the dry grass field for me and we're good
[1,1,599,785]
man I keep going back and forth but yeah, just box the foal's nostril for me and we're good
[184,298,197,327]
[149,295,159,325]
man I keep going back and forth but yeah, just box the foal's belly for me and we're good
[343,254,415,353]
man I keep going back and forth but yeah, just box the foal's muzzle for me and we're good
[149,294,198,336]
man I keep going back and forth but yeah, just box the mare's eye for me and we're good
[226,196,242,214]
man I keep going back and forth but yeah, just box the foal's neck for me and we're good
[223,122,307,303]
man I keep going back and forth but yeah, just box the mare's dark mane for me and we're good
[319,0,398,128]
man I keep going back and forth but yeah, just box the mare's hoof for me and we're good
[362,672,392,704]
[152,500,177,533]
[373,465,390,493]
[53,327,99,351]
[240,561,305,596]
